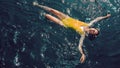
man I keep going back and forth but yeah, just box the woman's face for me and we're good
[89,28,98,35]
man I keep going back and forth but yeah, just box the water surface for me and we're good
[0,0,120,68]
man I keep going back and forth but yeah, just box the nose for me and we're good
[90,30,95,33]
[94,30,98,34]
[90,30,97,34]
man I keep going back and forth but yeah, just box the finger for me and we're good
[80,58,83,63]
[81,58,85,63]
[81,60,84,63]
[80,57,82,60]
[80,58,82,62]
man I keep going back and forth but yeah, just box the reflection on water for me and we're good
[0,0,120,68]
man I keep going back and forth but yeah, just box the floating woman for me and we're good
[33,2,111,63]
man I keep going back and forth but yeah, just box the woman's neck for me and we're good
[83,26,89,34]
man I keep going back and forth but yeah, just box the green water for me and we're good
[0,0,120,68]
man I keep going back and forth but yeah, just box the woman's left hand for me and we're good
[80,54,86,63]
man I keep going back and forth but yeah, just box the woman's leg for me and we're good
[33,2,69,20]
[49,9,69,20]
[45,14,65,27]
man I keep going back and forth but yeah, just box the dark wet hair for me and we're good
[88,28,100,41]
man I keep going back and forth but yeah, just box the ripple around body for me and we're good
[0,0,120,68]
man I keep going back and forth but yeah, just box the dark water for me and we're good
[0,0,120,68]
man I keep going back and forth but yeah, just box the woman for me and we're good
[33,2,111,63]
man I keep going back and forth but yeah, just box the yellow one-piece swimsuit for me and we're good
[62,17,89,35]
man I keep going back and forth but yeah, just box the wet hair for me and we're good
[88,28,100,41]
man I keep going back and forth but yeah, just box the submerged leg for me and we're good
[45,14,65,27]
[33,2,69,20]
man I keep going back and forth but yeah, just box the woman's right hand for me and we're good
[106,14,111,18]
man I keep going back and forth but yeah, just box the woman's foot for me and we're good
[33,1,38,6]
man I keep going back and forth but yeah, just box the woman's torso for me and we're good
[62,17,89,35]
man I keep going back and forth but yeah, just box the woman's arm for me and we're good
[78,35,86,63]
[88,14,111,26]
